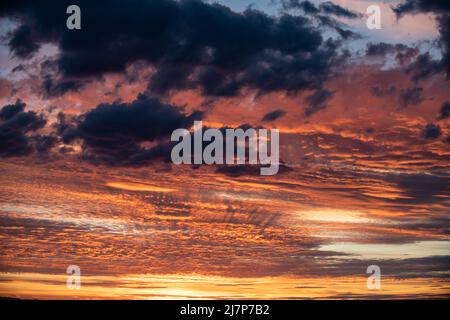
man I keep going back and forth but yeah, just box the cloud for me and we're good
[393,0,450,79]
[53,112,78,144]
[422,123,442,140]
[0,99,26,120]
[42,74,83,98]
[366,42,418,64]
[438,101,450,119]
[215,163,291,177]
[366,42,398,56]
[304,88,333,116]
[281,1,360,40]
[405,53,443,81]
[319,1,360,19]
[399,86,424,108]
[1,0,348,98]
[282,0,320,14]
[0,100,50,157]
[33,134,58,153]
[7,25,40,59]
[60,93,202,164]
[282,0,360,19]
[393,0,450,17]
[386,173,449,204]
[261,109,286,122]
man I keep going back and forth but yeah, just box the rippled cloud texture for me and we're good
[0,0,449,299]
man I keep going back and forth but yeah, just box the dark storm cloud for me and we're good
[148,64,193,96]
[282,0,360,19]
[366,42,397,56]
[304,88,333,116]
[422,123,442,140]
[215,163,291,177]
[193,65,242,97]
[281,1,360,40]
[7,25,39,59]
[319,1,360,19]
[398,86,423,108]
[128,140,177,164]
[282,0,320,14]
[42,74,83,98]
[33,134,58,153]
[366,42,420,67]
[386,173,449,204]
[0,100,26,120]
[393,0,450,17]
[60,93,202,165]
[405,53,442,81]
[365,42,415,58]
[439,14,450,77]
[215,165,266,177]
[261,109,286,122]
[1,0,348,97]
[0,100,50,157]
[438,101,450,119]
[393,0,450,79]
[53,112,78,144]
[395,47,419,65]
[316,15,360,40]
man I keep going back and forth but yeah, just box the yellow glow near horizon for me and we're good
[106,182,175,193]
[296,209,377,224]
[1,272,449,300]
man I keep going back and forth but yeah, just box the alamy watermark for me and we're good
[66,5,81,30]
[66,265,81,289]
[366,265,381,290]
[366,5,381,30]
[170,121,280,176]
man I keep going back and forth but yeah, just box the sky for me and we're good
[0,0,449,299]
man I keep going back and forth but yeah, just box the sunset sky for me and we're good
[0,0,449,299]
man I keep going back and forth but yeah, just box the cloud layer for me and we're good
[1,0,351,98]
